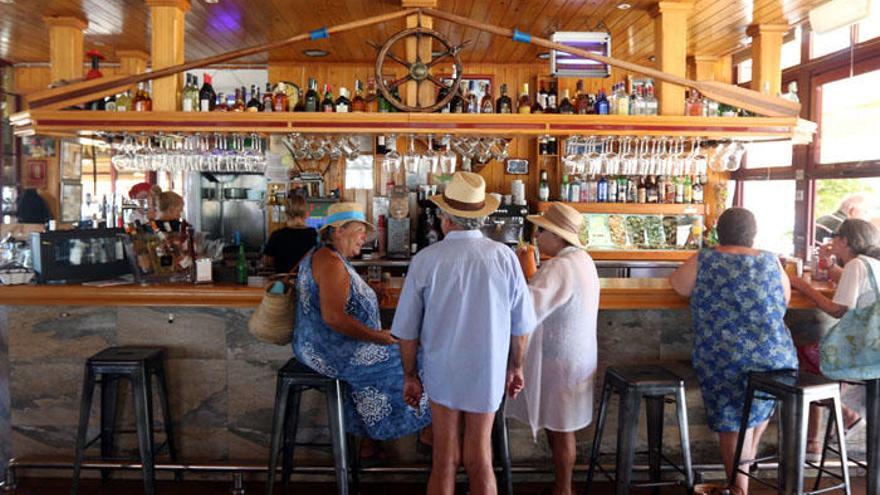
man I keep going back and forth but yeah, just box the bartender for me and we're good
[128,182,158,225]
[154,190,184,233]
[262,194,317,273]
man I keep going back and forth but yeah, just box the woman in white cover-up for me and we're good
[508,202,600,495]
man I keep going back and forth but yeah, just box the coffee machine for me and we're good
[386,186,411,259]
[480,204,529,247]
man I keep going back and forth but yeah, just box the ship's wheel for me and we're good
[374,27,465,113]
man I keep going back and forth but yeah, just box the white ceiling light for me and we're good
[303,49,328,57]
[203,0,219,4]
[0,0,15,4]
[809,0,871,34]
[617,2,632,9]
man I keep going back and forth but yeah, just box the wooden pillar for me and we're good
[688,55,718,81]
[650,2,693,115]
[116,49,150,93]
[146,0,190,111]
[402,0,436,108]
[714,55,733,84]
[747,24,788,96]
[43,15,87,84]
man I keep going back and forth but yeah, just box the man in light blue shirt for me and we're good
[393,172,537,495]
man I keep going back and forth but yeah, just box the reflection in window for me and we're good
[819,69,880,164]
[742,180,796,255]
[736,59,752,85]
[812,24,852,59]
[781,28,802,70]
[814,178,880,243]
[858,1,880,42]
[744,140,793,168]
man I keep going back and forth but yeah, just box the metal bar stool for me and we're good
[731,370,851,495]
[72,347,178,495]
[266,358,357,495]
[585,365,694,495]
[493,395,514,495]
[813,378,880,495]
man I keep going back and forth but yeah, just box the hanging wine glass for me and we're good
[424,134,441,175]
[440,134,457,175]
[382,134,402,185]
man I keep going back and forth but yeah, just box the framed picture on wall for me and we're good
[23,158,48,189]
[22,136,56,158]
[60,141,82,180]
[60,181,83,223]
[506,159,529,175]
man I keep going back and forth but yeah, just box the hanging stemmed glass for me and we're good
[440,134,457,175]
[382,134,402,186]
[424,134,441,176]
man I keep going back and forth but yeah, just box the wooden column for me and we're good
[650,2,693,115]
[146,0,190,111]
[403,0,436,108]
[688,55,718,81]
[116,49,150,93]
[747,24,788,96]
[714,55,733,84]
[43,15,87,84]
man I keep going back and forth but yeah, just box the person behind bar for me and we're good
[154,189,184,233]
[292,202,431,453]
[262,194,317,274]
[128,181,158,225]
[507,202,599,495]
[789,219,880,459]
[392,172,537,495]
[671,207,797,495]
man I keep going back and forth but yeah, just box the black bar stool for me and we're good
[72,346,178,495]
[493,395,514,495]
[731,370,851,495]
[266,358,355,495]
[813,378,880,495]
[585,365,694,495]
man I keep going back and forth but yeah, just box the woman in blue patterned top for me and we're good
[292,203,431,452]
[671,208,797,495]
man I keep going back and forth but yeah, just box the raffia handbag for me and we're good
[248,271,297,345]
[820,256,880,380]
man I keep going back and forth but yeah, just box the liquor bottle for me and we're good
[607,174,618,202]
[135,82,152,111]
[575,80,591,115]
[246,84,262,111]
[496,83,513,113]
[560,174,570,202]
[232,87,245,112]
[538,170,550,201]
[235,243,248,285]
[450,82,465,113]
[518,83,532,114]
[693,177,704,203]
[627,177,638,203]
[616,82,630,115]
[545,82,558,113]
[389,85,401,112]
[181,74,194,112]
[683,175,693,203]
[663,176,675,203]
[558,89,574,114]
[304,79,319,112]
[199,73,216,112]
[647,175,659,203]
[436,83,451,113]
[378,79,394,112]
[617,176,628,202]
[321,84,335,112]
[335,87,352,113]
[644,82,658,115]
[569,179,581,203]
[215,92,229,111]
[637,177,647,203]
[262,83,274,112]
[631,85,645,116]
[531,86,544,113]
[675,176,685,203]
[376,135,387,154]
[104,94,117,112]
[597,175,608,202]
[539,136,548,155]
[352,80,366,112]
[366,78,378,112]
[466,81,479,113]
[480,82,494,113]
[273,82,288,112]
[188,75,200,112]
[293,88,305,112]
[595,88,609,115]
[116,90,132,112]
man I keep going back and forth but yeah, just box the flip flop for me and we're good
[845,416,865,439]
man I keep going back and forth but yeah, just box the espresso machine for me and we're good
[386,186,411,259]
[480,204,529,247]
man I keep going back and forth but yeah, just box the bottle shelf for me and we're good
[11,110,814,143]
[536,201,707,215]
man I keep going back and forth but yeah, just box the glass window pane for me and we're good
[736,59,752,85]
[819,69,880,164]
[814,178,880,244]
[781,28,802,69]
[741,180,796,255]
[812,25,852,59]
[858,0,880,42]
[744,140,793,168]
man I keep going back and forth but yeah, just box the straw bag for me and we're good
[248,271,297,345]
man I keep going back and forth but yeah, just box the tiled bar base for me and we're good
[0,305,866,480]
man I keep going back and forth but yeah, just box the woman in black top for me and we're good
[262,194,318,273]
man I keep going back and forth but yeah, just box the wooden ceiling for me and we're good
[0,0,816,66]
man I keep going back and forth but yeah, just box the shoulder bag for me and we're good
[248,269,297,345]
[820,256,880,380]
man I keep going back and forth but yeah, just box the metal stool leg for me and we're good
[585,380,613,495]
[615,388,641,495]
[731,383,756,484]
[830,392,852,495]
[493,408,514,495]
[675,384,694,491]
[266,377,291,495]
[645,396,665,495]
[814,404,836,491]
[99,375,120,484]
[154,365,181,482]
[71,366,96,495]
[325,380,349,495]
[777,394,807,495]
[867,379,880,495]
[131,366,156,495]
[282,386,302,494]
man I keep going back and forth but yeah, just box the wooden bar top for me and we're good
[0,279,834,310]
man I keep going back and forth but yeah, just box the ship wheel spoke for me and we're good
[426,74,446,88]
[385,50,410,68]
[388,74,413,90]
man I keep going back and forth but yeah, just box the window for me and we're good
[858,1,880,42]
[781,27,802,70]
[812,24,852,59]
[744,141,793,168]
[736,59,752,85]
[814,178,880,243]
[818,68,880,164]
[742,180,796,254]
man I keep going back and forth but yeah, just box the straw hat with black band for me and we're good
[526,202,586,248]
[429,171,500,218]
[320,202,375,233]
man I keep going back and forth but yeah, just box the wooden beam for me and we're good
[147,0,190,111]
[651,2,693,115]
[43,15,87,84]
[401,0,437,7]
[747,23,788,96]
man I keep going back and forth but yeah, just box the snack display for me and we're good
[608,215,628,247]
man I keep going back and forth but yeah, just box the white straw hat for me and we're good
[526,202,586,248]
[428,171,500,218]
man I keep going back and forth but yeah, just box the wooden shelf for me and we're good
[588,250,697,261]
[536,201,707,215]
[11,110,814,142]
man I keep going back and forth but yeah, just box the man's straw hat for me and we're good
[429,171,499,218]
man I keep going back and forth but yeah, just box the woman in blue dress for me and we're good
[293,203,431,447]
[671,208,797,495]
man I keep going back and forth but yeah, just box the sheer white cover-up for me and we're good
[506,247,600,438]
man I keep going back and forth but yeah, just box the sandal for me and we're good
[845,416,865,438]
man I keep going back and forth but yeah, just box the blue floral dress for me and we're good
[691,249,798,433]
[292,247,431,440]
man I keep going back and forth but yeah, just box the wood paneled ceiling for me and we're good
[0,0,817,66]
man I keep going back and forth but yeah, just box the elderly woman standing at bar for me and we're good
[671,207,797,495]
[507,202,600,495]
[293,202,431,444]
